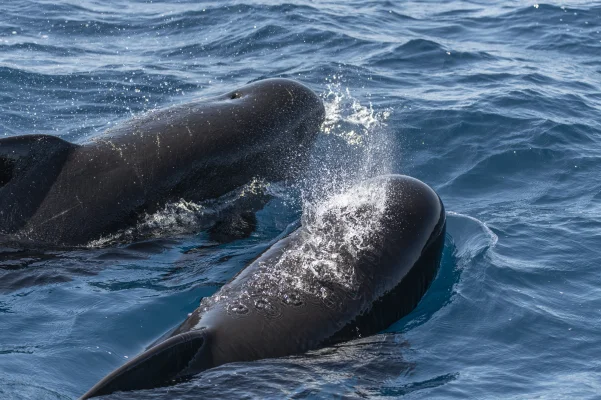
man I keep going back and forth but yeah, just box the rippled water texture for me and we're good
[1,1,601,399]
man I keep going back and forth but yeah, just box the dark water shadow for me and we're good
[0,239,179,293]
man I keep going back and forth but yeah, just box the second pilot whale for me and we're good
[0,79,325,246]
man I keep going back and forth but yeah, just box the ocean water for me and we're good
[1,0,601,399]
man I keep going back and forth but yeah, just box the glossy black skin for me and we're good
[81,175,446,399]
[0,79,324,246]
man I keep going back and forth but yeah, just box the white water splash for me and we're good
[300,76,395,207]
[321,75,391,147]
[87,178,271,248]
[203,179,391,315]
[195,82,399,314]
[268,179,388,293]
[193,82,399,316]
[274,78,395,292]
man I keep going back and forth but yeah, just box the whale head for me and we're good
[201,78,326,181]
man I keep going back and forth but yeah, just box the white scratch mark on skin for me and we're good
[97,139,125,158]
[132,161,144,187]
[38,198,83,226]
[285,88,294,105]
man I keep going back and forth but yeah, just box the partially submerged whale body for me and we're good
[0,79,324,246]
[81,174,446,398]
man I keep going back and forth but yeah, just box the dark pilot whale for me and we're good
[0,78,324,246]
[81,174,446,398]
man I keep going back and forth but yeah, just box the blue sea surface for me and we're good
[1,0,601,399]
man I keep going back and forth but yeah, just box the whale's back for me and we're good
[0,134,76,236]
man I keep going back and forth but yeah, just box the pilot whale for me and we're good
[0,79,325,246]
[81,174,446,398]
